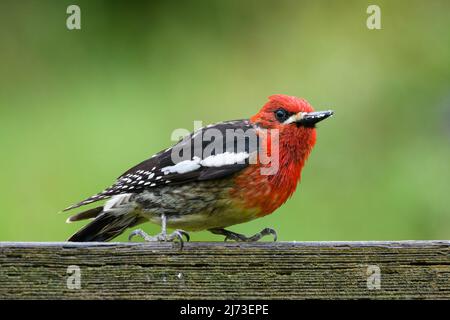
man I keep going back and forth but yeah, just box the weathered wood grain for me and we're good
[0,241,449,299]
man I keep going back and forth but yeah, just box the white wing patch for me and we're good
[161,152,249,175]
[200,152,249,167]
[161,157,202,174]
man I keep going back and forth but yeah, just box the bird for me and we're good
[64,94,333,244]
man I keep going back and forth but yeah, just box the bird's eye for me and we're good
[274,109,289,122]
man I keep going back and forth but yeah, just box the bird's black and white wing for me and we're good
[64,120,259,211]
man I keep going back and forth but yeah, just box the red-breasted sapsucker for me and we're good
[64,94,333,244]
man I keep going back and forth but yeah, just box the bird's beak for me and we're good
[295,110,334,127]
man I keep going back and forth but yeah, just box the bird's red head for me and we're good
[251,94,333,132]
[251,94,315,129]
[236,94,333,215]
[250,94,333,163]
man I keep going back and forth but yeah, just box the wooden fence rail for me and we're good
[0,241,449,299]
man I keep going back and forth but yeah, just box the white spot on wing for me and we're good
[200,152,249,167]
[161,157,201,174]
[160,152,248,175]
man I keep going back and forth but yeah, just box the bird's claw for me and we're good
[128,228,190,249]
[174,229,190,242]
[221,227,277,242]
[128,229,154,242]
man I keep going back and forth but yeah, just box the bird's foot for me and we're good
[209,227,277,242]
[128,228,190,248]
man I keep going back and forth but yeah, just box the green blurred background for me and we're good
[0,0,449,241]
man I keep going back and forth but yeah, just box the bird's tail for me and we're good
[67,207,145,242]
